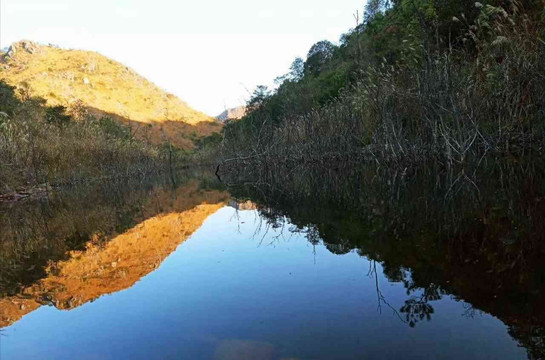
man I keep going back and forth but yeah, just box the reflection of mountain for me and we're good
[228,200,258,211]
[0,179,229,328]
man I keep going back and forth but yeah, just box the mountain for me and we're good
[0,40,221,149]
[216,106,246,123]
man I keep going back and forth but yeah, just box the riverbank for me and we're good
[220,1,544,168]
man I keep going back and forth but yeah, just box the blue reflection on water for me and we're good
[1,207,525,360]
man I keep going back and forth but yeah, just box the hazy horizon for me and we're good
[1,0,365,116]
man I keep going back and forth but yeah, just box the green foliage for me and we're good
[304,40,337,76]
[223,0,545,164]
[289,57,305,81]
[247,85,272,111]
[96,116,131,140]
[45,105,71,126]
[196,132,222,150]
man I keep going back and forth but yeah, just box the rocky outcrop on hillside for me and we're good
[2,40,43,62]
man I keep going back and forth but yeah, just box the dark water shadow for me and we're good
[222,158,545,359]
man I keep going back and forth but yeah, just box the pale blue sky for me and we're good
[1,0,365,116]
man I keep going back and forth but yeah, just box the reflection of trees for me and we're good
[510,325,545,360]
[225,159,545,358]
[400,296,435,328]
[369,258,440,328]
[324,239,352,255]
[398,282,444,327]
[305,225,321,246]
[368,261,407,324]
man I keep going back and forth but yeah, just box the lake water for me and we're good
[1,166,543,359]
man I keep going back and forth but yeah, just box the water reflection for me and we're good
[2,206,526,360]
[1,173,229,327]
[222,159,545,359]
[0,161,544,359]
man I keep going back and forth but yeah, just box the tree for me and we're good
[364,0,391,23]
[45,106,71,126]
[304,40,336,76]
[247,85,271,111]
[274,57,305,86]
[288,57,304,81]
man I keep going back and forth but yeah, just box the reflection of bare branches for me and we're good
[257,221,271,247]
[369,261,407,324]
[228,201,242,234]
[267,217,291,246]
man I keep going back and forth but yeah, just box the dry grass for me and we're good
[0,101,164,191]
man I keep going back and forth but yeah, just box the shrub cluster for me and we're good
[0,81,165,192]
[222,0,545,166]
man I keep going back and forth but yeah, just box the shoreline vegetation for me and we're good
[3,2,543,198]
[219,0,545,170]
[0,80,160,195]
[0,80,221,198]
[0,40,222,197]
[210,4,545,355]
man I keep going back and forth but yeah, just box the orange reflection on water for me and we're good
[1,182,229,328]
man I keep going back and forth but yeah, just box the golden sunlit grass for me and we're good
[0,41,222,148]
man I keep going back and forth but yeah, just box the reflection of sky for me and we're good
[1,207,525,360]
[1,0,363,116]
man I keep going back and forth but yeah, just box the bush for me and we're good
[221,0,545,166]
[0,81,165,192]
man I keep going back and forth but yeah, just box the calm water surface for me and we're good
[0,168,542,359]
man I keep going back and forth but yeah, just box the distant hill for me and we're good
[216,106,246,123]
[0,40,222,149]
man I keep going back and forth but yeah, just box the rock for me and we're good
[83,77,90,85]
[81,61,97,73]
[8,40,41,57]
[2,40,42,63]
[7,45,16,58]
[21,40,40,54]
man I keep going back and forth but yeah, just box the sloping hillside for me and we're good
[0,40,221,149]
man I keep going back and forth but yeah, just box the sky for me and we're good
[1,0,365,116]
